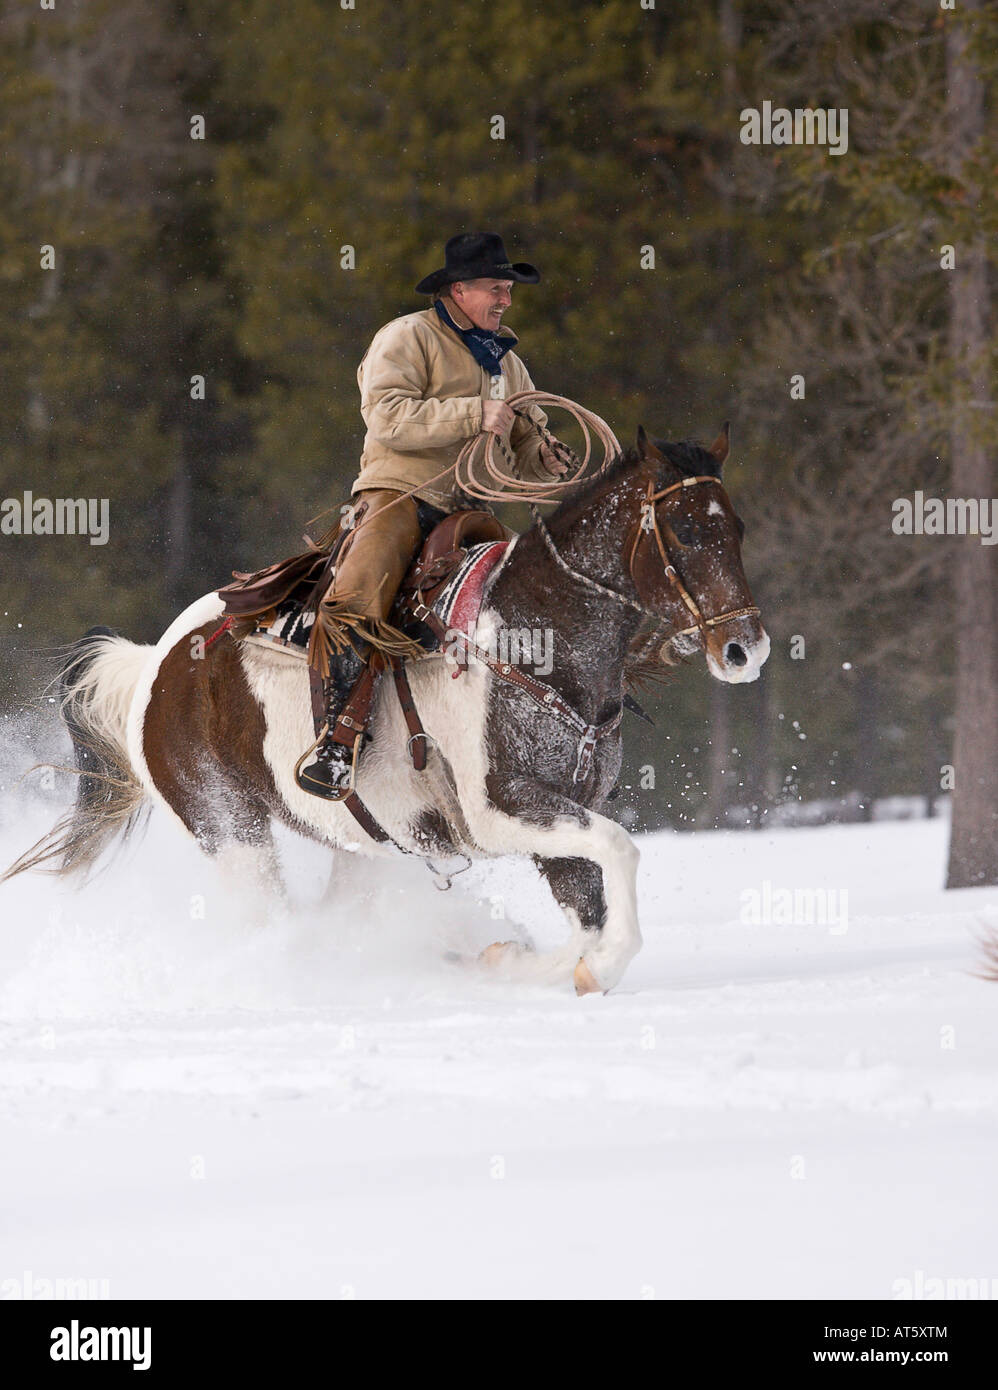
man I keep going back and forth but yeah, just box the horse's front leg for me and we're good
[534,855,610,994]
[481,775,641,993]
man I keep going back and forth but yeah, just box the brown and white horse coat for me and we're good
[9,431,769,994]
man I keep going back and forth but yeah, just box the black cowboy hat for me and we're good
[415,232,540,295]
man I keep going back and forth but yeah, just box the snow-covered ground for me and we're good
[2,766,997,1300]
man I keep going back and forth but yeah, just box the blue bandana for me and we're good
[434,298,516,377]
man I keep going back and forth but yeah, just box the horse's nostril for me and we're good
[725,642,748,667]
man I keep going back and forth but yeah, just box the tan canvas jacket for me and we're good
[352,298,550,511]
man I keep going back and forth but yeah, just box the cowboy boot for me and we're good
[295,645,368,800]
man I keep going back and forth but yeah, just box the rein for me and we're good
[409,596,622,785]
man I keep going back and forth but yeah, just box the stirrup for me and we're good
[294,725,359,802]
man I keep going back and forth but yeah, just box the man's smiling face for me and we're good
[449,278,514,330]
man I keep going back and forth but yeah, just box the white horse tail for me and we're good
[2,627,152,882]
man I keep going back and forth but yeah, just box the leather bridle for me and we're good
[532,472,760,645]
[629,474,760,642]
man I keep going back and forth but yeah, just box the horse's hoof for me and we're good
[574,958,602,996]
[479,940,522,968]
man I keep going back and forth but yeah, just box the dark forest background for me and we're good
[1,0,995,882]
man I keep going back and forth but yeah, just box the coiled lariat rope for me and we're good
[307,391,622,545]
[452,390,622,503]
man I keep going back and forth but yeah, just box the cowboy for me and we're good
[296,231,570,799]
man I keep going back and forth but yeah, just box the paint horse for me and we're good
[6,428,769,994]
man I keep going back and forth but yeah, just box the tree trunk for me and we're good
[945,3,998,887]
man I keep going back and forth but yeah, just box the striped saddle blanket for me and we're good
[246,539,511,661]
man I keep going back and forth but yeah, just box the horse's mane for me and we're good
[542,438,723,529]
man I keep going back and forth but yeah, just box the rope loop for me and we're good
[306,392,622,549]
[452,391,622,504]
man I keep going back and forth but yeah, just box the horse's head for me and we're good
[628,424,770,683]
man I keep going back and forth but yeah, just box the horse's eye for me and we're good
[673,521,698,547]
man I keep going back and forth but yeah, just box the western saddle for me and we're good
[217,506,509,811]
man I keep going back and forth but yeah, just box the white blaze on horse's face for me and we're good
[681,521,770,684]
[634,426,770,685]
[695,501,770,683]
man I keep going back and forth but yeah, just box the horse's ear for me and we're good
[637,426,666,463]
[708,421,730,467]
